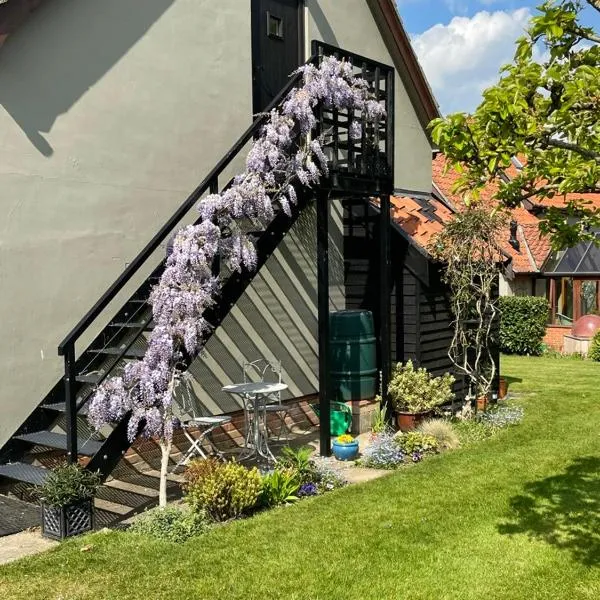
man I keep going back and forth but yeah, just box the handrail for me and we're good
[58,63,313,355]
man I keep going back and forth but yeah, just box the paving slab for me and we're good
[0,530,57,565]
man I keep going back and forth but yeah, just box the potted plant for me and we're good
[476,392,489,412]
[38,463,100,540]
[388,360,455,431]
[331,434,359,461]
[498,377,508,400]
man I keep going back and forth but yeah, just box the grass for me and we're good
[2,355,600,599]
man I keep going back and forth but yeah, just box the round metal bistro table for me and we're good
[221,382,288,462]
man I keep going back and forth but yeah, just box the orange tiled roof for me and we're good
[389,194,452,250]
[431,153,552,273]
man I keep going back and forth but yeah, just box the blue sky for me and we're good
[398,1,600,114]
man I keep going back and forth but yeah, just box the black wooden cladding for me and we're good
[343,201,472,400]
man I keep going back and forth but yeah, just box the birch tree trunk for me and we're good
[158,438,172,507]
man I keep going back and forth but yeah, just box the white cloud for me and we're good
[411,8,532,114]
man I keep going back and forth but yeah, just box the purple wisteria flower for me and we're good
[88,55,386,446]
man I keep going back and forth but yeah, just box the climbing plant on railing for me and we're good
[429,207,506,413]
[88,56,385,505]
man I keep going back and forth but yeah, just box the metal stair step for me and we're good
[109,320,150,329]
[76,372,104,385]
[43,402,89,415]
[0,462,50,485]
[90,346,146,359]
[14,431,103,456]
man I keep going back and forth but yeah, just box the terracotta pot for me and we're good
[477,395,489,412]
[498,377,508,400]
[395,410,432,432]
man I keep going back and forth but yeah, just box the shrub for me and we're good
[261,468,300,507]
[183,458,262,521]
[278,446,318,484]
[394,431,438,460]
[38,463,101,507]
[588,330,600,361]
[360,432,405,469]
[129,506,210,543]
[417,419,460,451]
[388,360,454,414]
[499,296,549,355]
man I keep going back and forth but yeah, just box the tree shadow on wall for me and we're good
[498,456,600,566]
[0,0,174,156]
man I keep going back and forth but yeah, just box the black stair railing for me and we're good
[52,41,394,465]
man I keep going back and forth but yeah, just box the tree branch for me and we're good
[545,138,600,162]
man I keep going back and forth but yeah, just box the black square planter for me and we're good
[41,499,95,540]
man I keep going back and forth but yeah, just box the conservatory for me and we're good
[544,237,600,325]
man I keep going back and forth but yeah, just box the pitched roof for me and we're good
[431,153,553,274]
[389,194,452,250]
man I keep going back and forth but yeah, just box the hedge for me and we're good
[588,330,600,361]
[499,296,549,355]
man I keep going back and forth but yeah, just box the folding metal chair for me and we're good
[173,373,232,467]
[243,358,288,441]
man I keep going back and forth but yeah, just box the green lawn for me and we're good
[2,355,600,599]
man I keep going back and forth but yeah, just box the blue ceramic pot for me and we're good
[331,440,359,461]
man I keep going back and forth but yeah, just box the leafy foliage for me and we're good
[388,360,455,414]
[430,0,600,248]
[451,419,496,446]
[129,506,210,543]
[394,431,439,457]
[371,400,391,434]
[260,469,300,507]
[588,329,600,361]
[430,207,505,399]
[417,419,461,451]
[183,459,262,521]
[38,464,101,508]
[277,446,319,484]
[499,296,549,355]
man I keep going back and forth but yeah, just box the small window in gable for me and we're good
[267,12,284,39]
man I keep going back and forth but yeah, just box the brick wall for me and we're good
[124,396,320,469]
[544,326,569,351]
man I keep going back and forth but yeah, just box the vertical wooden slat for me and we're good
[379,194,391,411]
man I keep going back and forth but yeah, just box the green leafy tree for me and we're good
[431,0,600,248]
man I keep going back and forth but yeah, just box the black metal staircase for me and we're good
[0,41,394,498]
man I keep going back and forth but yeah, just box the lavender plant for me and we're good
[87,56,385,506]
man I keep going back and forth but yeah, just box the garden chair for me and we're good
[243,358,289,441]
[173,372,231,467]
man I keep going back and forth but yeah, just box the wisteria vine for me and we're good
[88,57,385,448]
